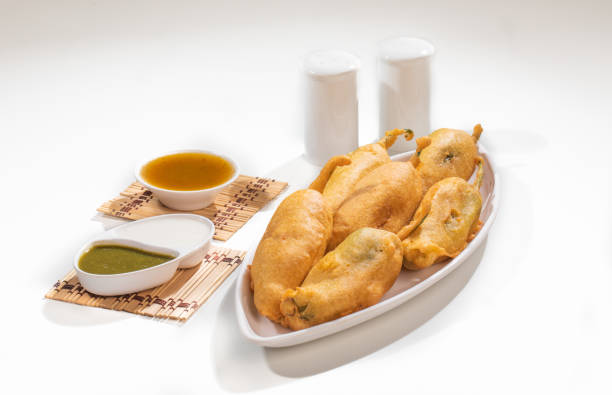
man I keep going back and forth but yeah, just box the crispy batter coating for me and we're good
[279,228,403,330]
[397,157,484,270]
[312,129,413,212]
[250,189,333,324]
[327,161,423,251]
[309,155,352,193]
[411,124,483,191]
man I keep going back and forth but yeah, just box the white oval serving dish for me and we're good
[75,214,214,296]
[235,146,499,347]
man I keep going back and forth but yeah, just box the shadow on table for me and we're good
[212,239,487,390]
[42,299,130,326]
[212,282,293,393]
[264,238,487,377]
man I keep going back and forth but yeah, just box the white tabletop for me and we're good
[2,1,611,394]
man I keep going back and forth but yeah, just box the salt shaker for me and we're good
[378,37,435,154]
[303,50,360,165]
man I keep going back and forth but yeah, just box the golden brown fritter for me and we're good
[327,161,423,251]
[279,228,403,330]
[397,157,484,270]
[250,189,333,324]
[311,129,413,212]
[410,124,483,191]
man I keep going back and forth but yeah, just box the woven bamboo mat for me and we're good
[45,246,245,322]
[97,175,287,241]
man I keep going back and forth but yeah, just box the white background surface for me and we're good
[1,0,611,394]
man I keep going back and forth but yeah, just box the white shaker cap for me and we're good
[379,37,435,63]
[303,50,361,78]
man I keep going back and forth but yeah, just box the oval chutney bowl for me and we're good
[74,214,215,296]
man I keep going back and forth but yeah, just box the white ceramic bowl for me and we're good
[74,214,215,296]
[135,149,240,211]
[75,238,181,296]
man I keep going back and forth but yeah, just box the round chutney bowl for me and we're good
[135,149,240,211]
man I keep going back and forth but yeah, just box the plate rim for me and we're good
[234,145,500,347]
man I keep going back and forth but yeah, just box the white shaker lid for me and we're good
[303,50,360,78]
[378,37,435,63]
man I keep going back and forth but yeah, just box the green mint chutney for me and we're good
[78,245,175,275]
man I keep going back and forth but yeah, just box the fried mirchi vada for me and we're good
[397,157,485,270]
[410,124,483,191]
[311,129,413,212]
[250,189,333,324]
[327,161,423,251]
[279,228,403,330]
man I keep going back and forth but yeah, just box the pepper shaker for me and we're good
[378,37,435,154]
[303,50,360,165]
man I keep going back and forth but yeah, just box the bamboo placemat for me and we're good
[97,175,287,241]
[45,246,245,322]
